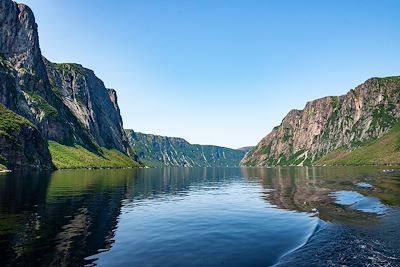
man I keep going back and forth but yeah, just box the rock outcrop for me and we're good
[0,104,53,170]
[126,130,246,167]
[0,0,134,169]
[241,77,400,166]
[45,61,129,152]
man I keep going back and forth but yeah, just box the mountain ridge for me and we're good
[126,129,246,167]
[241,76,400,166]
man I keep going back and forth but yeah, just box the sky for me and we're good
[22,0,400,148]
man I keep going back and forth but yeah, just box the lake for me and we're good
[0,167,399,266]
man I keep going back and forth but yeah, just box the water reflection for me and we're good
[0,170,133,266]
[331,191,386,215]
[0,166,398,266]
[242,166,399,223]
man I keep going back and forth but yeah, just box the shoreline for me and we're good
[3,164,400,173]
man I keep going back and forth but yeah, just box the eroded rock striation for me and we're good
[45,60,129,152]
[241,77,400,166]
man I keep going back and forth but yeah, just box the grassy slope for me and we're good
[0,104,34,138]
[49,141,140,169]
[0,104,36,170]
[316,123,400,166]
[0,164,6,171]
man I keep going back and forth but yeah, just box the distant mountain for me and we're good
[125,130,246,167]
[0,0,139,170]
[241,77,400,166]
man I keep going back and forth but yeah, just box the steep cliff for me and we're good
[241,77,400,166]
[0,0,135,169]
[126,130,246,167]
[45,60,129,152]
[0,104,53,170]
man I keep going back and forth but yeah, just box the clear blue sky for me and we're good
[22,0,400,148]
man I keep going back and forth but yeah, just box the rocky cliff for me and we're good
[0,0,135,170]
[241,77,400,166]
[45,60,129,152]
[126,130,246,167]
[0,104,53,169]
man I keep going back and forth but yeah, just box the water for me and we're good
[330,191,387,214]
[0,167,399,266]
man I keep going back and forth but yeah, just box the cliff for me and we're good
[125,130,246,167]
[241,77,400,166]
[0,104,53,169]
[45,60,129,152]
[0,0,136,170]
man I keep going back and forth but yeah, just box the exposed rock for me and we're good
[0,0,47,95]
[126,130,246,167]
[0,0,135,169]
[0,104,53,170]
[241,77,400,166]
[0,0,89,146]
[45,61,129,152]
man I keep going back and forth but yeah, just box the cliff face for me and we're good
[0,0,132,169]
[0,104,53,170]
[126,130,246,167]
[241,77,400,166]
[1,1,39,119]
[45,61,128,152]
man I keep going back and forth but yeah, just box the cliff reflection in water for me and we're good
[0,167,245,266]
[0,170,134,266]
[241,166,398,223]
[0,167,399,266]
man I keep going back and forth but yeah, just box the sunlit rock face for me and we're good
[241,77,400,166]
[45,60,129,152]
[0,0,132,169]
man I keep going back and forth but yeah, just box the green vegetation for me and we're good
[261,144,272,155]
[51,87,63,99]
[376,76,400,84]
[0,53,12,71]
[282,128,292,142]
[0,163,7,171]
[331,96,340,109]
[276,149,309,166]
[54,63,85,77]
[0,105,36,170]
[316,123,400,166]
[25,92,58,118]
[49,141,140,169]
[244,160,256,167]
[371,103,396,129]
[0,104,34,139]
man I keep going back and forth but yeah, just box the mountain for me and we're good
[125,130,246,167]
[44,60,129,152]
[0,0,139,170]
[241,77,400,166]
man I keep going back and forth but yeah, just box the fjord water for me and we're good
[0,167,399,266]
